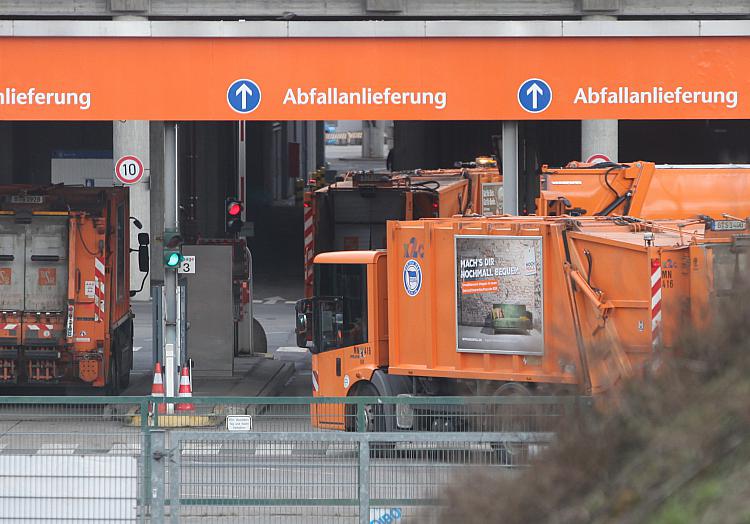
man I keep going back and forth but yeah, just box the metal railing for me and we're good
[0,395,590,522]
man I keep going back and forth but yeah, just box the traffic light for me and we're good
[225,198,244,234]
[163,229,184,269]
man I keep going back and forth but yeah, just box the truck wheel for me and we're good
[107,357,120,396]
[253,318,268,353]
[119,364,131,389]
[348,382,395,457]
[491,382,532,465]
[118,329,131,389]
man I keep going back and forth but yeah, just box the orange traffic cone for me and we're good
[175,365,195,412]
[150,362,166,414]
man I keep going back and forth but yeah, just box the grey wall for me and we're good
[0,0,748,18]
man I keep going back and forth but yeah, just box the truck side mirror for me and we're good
[296,313,308,342]
[138,232,150,246]
[295,299,311,349]
[138,245,149,273]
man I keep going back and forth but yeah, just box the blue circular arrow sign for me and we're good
[227,79,262,114]
[517,78,552,113]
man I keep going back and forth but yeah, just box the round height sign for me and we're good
[114,155,144,185]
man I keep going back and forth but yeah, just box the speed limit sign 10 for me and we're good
[115,155,144,185]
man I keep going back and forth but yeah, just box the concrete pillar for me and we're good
[0,123,13,184]
[362,120,385,159]
[501,121,519,215]
[581,14,618,163]
[149,121,165,285]
[113,14,150,300]
[114,119,151,300]
[305,121,317,175]
[315,121,325,171]
[581,120,618,163]
[385,120,394,151]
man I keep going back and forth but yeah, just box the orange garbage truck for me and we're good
[303,160,501,297]
[0,185,149,392]
[537,161,750,219]
[295,215,747,430]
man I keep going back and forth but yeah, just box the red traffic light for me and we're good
[227,201,242,216]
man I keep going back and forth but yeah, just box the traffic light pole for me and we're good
[163,122,179,408]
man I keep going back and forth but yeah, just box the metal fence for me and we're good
[0,395,590,523]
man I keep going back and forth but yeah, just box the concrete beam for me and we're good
[5,19,750,38]
[366,0,403,13]
[0,1,748,18]
[582,0,619,12]
[109,0,149,12]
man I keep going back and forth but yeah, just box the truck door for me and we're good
[0,218,26,312]
[0,218,26,348]
[23,216,68,346]
[311,263,369,429]
[25,217,68,312]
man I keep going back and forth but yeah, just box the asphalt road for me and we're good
[130,289,312,397]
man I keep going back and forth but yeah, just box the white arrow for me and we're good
[262,296,286,305]
[235,83,253,110]
[526,82,544,109]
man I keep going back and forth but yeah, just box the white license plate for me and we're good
[712,220,745,231]
[10,195,44,204]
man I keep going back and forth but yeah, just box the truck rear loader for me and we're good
[0,185,148,391]
[296,215,747,430]
[303,160,501,297]
[537,161,750,219]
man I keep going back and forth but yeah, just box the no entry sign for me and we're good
[114,155,144,185]
[585,154,611,164]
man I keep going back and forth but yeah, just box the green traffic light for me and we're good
[165,251,182,268]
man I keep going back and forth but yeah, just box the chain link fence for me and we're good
[0,395,590,522]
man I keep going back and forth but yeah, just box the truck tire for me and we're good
[491,382,532,465]
[347,382,395,457]
[107,357,120,396]
[253,318,268,353]
[119,360,131,389]
[115,324,131,389]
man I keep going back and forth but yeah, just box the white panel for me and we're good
[0,455,137,520]
[151,20,287,37]
[288,20,425,37]
[699,20,750,36]
[562,20,700,37]
[12,20,150,37]
[426,20,563,37]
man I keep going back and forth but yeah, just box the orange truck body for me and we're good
[0,186,135,390]
[537,161,750,220]
[304,215,747,430]
[303,162,501,297]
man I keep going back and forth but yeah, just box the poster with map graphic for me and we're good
[455,235,543,355]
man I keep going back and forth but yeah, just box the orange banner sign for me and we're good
[0,37,748,120]
[461,279,499,295]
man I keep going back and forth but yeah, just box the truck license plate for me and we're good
[10,195,44,204]
[711,219,746,231]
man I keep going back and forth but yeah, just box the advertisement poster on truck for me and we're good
[455,235,543,354]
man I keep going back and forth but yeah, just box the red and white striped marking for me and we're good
[312,370,319,392]
[25,324,55,338]
[94,257,105,322]
[303,204,315,292]
[1,324,17,331]
[650,258,662,348]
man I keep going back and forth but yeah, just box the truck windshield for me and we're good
[314,263,368,351]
